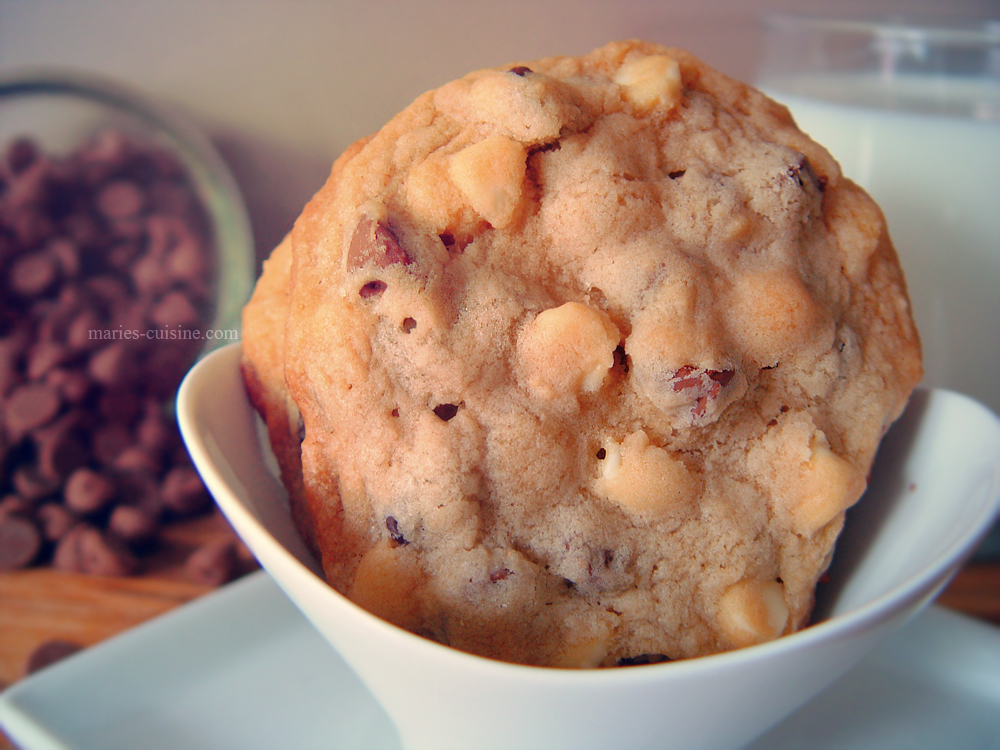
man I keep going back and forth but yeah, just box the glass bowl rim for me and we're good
[760,12,1000,47]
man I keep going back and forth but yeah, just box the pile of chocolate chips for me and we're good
[0,129,239,586]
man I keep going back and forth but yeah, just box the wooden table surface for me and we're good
[0,509,261,749]
[1,516,999,749]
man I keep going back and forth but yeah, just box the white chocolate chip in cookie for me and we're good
[717,577,789,648]
[553,615,613,668]
[614,54,683,112]
[518,301,620,399]
[448,135,527,228]
[405,154,472,235]
[754,418,868,537]
[466,70,583,144]
[349,542,424,631]
[593,430,701,516]
[726,270,819,366]
[789,438,867,536]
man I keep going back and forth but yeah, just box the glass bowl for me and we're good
[757,13,1000,119]
[0,68,255,577]
[0,67,254,346]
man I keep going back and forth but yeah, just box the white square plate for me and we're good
[1,571,999,750]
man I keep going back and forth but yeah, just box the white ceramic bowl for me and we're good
[177,343,1000,750]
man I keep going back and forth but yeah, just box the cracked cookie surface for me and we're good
[241,40,921,667]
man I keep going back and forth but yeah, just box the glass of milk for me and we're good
[756,14,1000,419]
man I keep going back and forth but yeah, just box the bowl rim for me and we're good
[0,65,255,347]
[759,12,1000,45]
[178,342,1000,684]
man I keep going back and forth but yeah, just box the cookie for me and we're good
[241,40,921,667]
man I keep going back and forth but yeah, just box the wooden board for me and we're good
[0,509,258,689]
[937,561,1000,627]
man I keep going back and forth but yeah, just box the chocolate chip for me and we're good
[401,317,417,333]
[668,170,686,179]
[4,381,62,436]
[96,179,145,220]
[0,515,42,570]
[45,367,93,403]
[0,494,32,518]
[9,252,59,297]
[84,274,129,306]
[528,140,561,156]
[91,422,132,466]
[12,465,58,502]
[508,66,533,76]
[26,340,69,380]
[25,639,84,675]
[130,252,168,296]
[185,537,238,587]
[113,445,163,475]
[359,280,387,298]
[432,403,460,422]
[347,217,411,271]
[107,504,158,547]
[54,524,136,576]
[64,211,101,246]
[787,155,824,193]
[47,237,81,278]
[707,369,735,388]
[63,467,117,515]
[52,523,85,571]
[35,502,77,542]
[76,525,138,575]
[385,515,408,547]
[668,365,738,419]
[489,567,512,582]
[616,653,672,667]
[160,465,211,516]
[0,334,28,395]
[164,231,207,283]
[87,341,132,386]
[613,344,629,373]
[66,309,105,351]
[114,469,162,517]
[34,417,90,481]
[97,389,141,425]
[135,403,176,453]
[150,290,200,328]
[6,136,38,174]
[87,341,136,387]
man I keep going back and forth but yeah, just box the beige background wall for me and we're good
[2,0,995,258]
